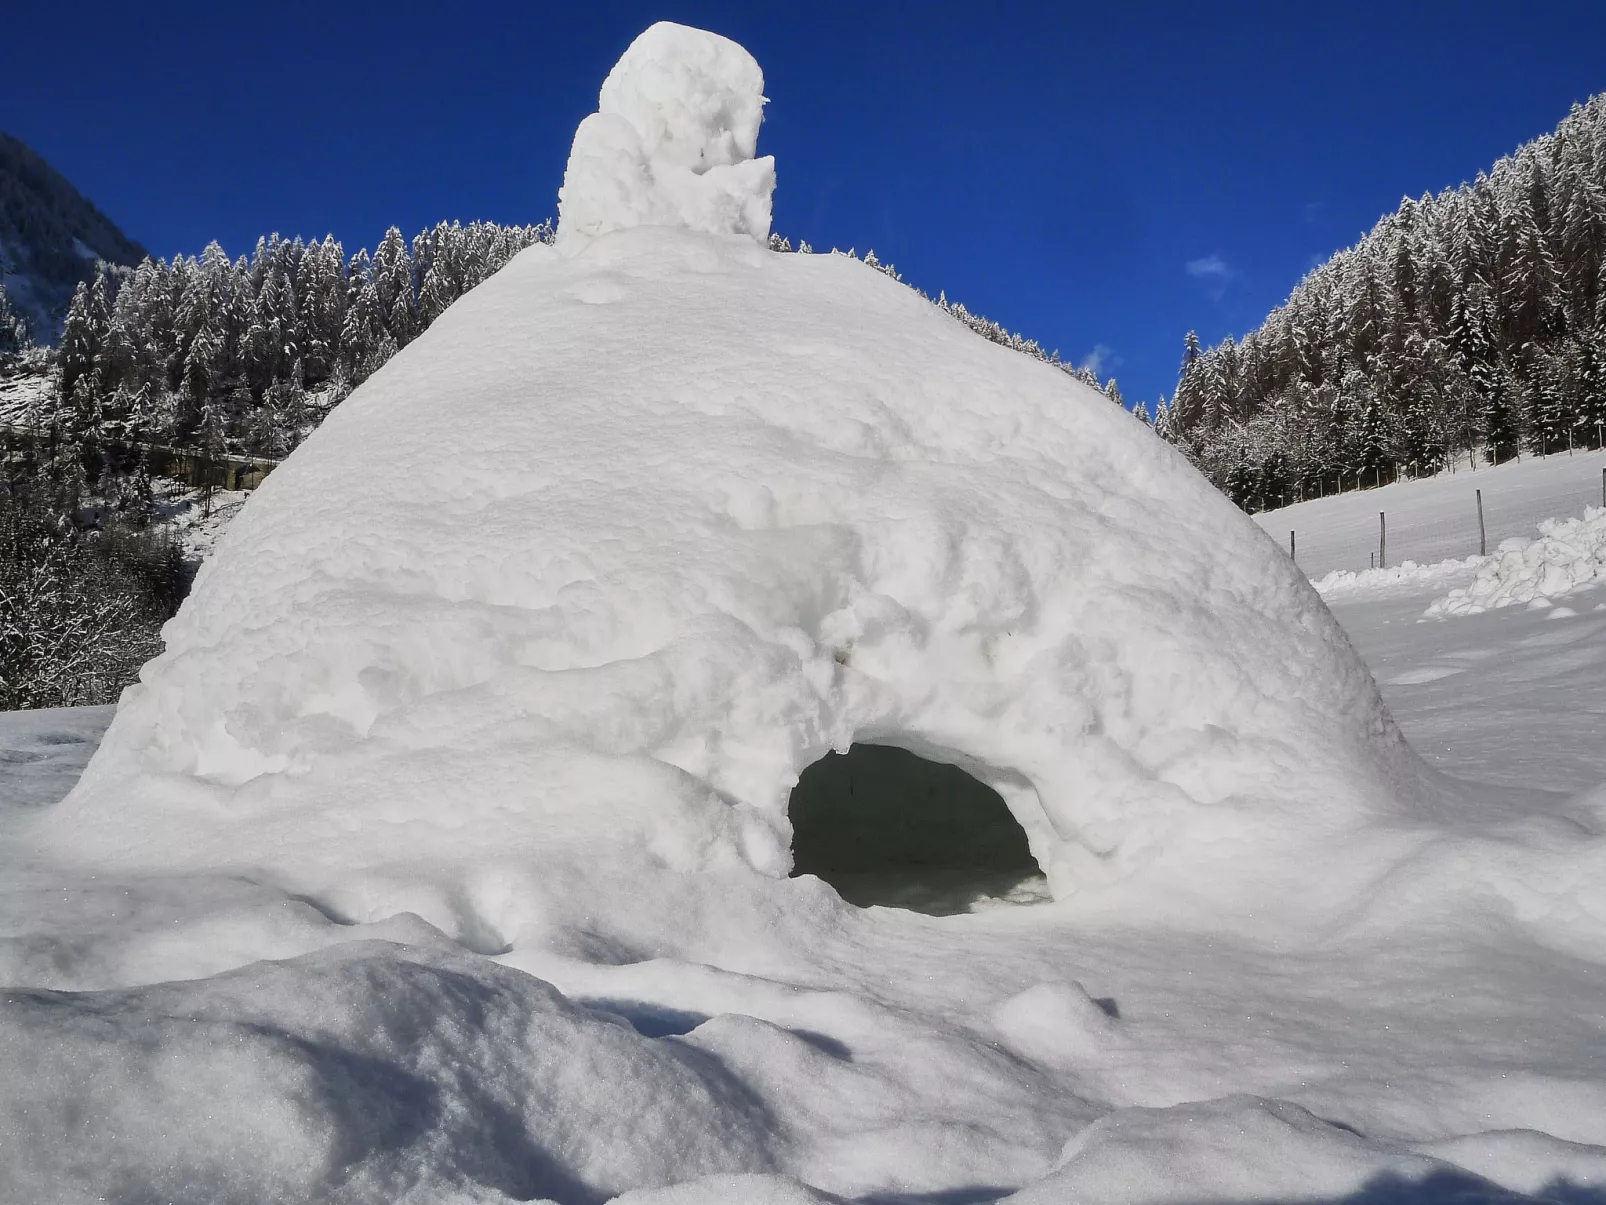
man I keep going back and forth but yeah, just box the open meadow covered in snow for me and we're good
[4,22,1606,1205]
[1253,447,1606,578]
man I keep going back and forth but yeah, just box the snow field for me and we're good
[1254,445,1606,577]
[1302,489,1606,618]
[6,21,1606,1205]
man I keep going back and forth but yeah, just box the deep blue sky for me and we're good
[7,1,1606,406]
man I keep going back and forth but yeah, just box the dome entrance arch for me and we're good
[787,743,1048,916]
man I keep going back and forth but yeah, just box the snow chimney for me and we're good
[555,22,775,250]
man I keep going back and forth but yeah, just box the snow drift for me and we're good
[1311,555,1483,601]
[2,941,777,1204]
[1426,506,1606,617]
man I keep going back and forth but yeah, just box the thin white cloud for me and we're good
[1078,343,1118,377]
[1186,253,1234,300]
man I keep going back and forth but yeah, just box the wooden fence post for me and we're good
[1476,489,1486,556]
[1379,511,1386,570]
[1289,530,1296,562]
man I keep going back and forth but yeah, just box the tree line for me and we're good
[1156,93,1606,512]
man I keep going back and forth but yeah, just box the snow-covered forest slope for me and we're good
[1160,94,1606,512]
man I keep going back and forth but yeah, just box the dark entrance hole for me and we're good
[788,743,1048,916]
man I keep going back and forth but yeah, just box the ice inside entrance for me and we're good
[787,743,1049,915]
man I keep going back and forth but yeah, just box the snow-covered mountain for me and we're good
[0,131,147,342]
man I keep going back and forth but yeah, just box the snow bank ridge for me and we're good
[1311,556,1483,602]
[1426,506,1606,617]
[556,22,775,250]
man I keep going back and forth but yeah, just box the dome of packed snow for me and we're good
[41,22,1424,953]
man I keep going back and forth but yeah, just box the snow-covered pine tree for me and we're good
[0,280,30,359]
[56,281,102,404]
[372,227,418,349]
[1481,369,1522,464]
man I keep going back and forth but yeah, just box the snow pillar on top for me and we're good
[555,22,776,251]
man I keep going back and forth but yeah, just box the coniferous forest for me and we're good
[47,220,553,460]
[1155,94,1606,511]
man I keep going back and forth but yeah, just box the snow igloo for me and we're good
[40,22,1423,957]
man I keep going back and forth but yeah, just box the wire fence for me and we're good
[1265,459,1606,578]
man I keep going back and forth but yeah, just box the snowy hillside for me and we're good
[1159,93,1606,512]
[6,22,1606,1205]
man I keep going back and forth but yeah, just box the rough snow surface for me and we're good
[556,22,774,250]
[1005,1096,1478,1204]
[1312,554,1484,601]
[7,23,1606,1205]
[1426,507,1606,617]
[3,941,778,1203]
[39,223,1423,930]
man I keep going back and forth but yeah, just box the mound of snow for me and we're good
[1426,507,1606,617]
[556,22,774,250]
[1312,554,1484,601]
[32,27,1432,960]
[1,941,775,1204]
[38,229,1429,944]
[1415,1128,1606,1197]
